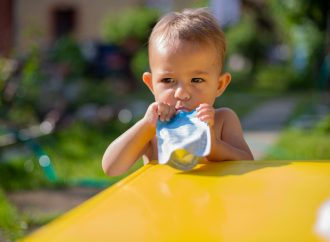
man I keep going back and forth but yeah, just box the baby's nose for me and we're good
[174,86,190,101]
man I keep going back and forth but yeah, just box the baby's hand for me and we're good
[196,103,215,126]
[143,102,176,126]
[157,102,176,122]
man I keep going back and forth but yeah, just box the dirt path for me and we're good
[7,187,103,215]
[6,186,103,237]
[242,97,298,159]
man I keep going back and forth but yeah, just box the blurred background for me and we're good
[0,0,329,240]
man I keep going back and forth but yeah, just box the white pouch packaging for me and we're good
[156,110,211,170]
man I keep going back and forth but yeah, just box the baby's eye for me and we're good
[161,78,175,83]
[191,78,205,83]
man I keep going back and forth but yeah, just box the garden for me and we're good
[1,1,330,241]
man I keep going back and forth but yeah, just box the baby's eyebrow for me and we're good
[157,70,209,77]
[158,70,174,75]
[191,70,209,75]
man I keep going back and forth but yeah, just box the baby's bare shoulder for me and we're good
[215,107,240,121]
[215,107,244,136]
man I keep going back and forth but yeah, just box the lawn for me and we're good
[0,189,24,241]
[264,117,330,160]
[264,92,330,160]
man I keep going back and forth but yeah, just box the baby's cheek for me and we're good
[157,89,176,104]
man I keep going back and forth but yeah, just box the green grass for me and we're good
[0,188,63,241]
[21,211,61,234]
[264,92,330,160]
[264,116,330,160]
[0,189,25,242]
[44,121,144,184]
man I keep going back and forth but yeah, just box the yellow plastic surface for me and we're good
[22,160,330,242]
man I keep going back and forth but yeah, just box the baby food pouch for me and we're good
[156,110,211,170]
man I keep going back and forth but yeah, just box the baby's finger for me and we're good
[157,103,171,122]
[196,104,215,126]
[165,105,176,121]
[197,107,213,115]
[197,103,211,109]
[199,114,214,126]
[197,103,212,112]
[197,106,214,117]
[144,102,160,125]
[158,104,167,122]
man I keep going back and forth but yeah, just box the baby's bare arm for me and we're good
[102,103,158,176]
[102,118,155,176]
[207,108,254,161]
[102,102,176,176]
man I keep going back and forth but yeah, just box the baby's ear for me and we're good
[216,72,231,97]
[142,72,154,94]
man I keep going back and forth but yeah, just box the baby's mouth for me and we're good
[175,106,190,113]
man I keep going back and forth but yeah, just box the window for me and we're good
[52,7,76,39]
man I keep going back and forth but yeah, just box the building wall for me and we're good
[15,0,143,51]
[14,0,201,52]
[0,0,13,56]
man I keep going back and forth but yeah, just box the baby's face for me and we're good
[145,41,229,112]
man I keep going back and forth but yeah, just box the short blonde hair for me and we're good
[149,8,226,71]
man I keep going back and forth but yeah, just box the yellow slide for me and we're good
[22,160,330,242]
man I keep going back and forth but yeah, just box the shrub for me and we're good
[50,36,86,79]
[102,8,159,45]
